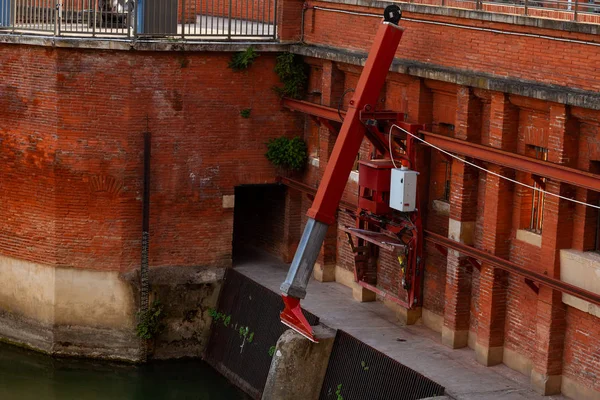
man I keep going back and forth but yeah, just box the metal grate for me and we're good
[205,268,319,399]
[319,331,445,400]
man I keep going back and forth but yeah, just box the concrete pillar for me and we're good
[531,104,576,395]
[474,93,517,366]
[262,325,336,400]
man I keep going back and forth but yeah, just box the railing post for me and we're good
[54,0,59,35]
[92,0,96,36]
[524,0,528,15]
[272,0,277,39]
[227,0,231,39]
[574,0,578,20]
[181,0,185,38]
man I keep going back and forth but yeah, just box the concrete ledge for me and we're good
[560,249,600,318]
[516,229,542,248]
[291,44,600,111]
[432,200,450,217]
[0,34,288,52]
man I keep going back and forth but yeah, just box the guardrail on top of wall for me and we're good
[0,0,277,39]
[404,0,600,24]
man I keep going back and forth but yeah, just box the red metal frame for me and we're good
[284,97,600,193]
[421,131,600,192]
[304,22,405,226]
[426,230,600,306]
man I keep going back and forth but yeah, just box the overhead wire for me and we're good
[389,124,600,210]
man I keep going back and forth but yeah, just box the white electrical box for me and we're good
[390,167,419,212]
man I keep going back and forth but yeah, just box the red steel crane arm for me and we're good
[279,8,405,342]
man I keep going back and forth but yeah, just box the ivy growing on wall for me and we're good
[229,46,260,71]
[136,300,165,340]
[265,137,308,171]
[273,52,308,99]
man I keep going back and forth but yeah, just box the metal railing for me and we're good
[0,0,277,39]
[411,0,600,23]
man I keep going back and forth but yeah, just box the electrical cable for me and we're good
[389,124,600,210]
[337,88,355,122]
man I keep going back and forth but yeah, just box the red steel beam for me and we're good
[278,177,356,210]
[282,99,600,192]
[421,131,600,192]
[306,23,404,225]
[283,98,345,121]
[425,230,600,307]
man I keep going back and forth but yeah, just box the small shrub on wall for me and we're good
[265,137,308,171]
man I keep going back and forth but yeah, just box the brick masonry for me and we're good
[1,0,600,396]
[279,1,600,397]
[0,47,303,274]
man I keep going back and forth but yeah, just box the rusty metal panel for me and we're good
[205,268,319,399]
[319,331,444,400]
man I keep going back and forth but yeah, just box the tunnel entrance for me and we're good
[232,184,289,264]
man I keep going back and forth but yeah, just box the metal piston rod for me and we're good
[280,6,405,342]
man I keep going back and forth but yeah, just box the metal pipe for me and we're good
[140,129,151,361]
[425,230,600,306]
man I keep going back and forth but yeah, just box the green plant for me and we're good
[268,345,276,357]
[265,136,308,171]
[136,300,165,340]
[361,360,369,371]
[335,384,344,400]
[240,108,252,118]
[229,47,259,71]
[273,52,308,99]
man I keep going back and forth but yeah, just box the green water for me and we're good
[0,342,248,400]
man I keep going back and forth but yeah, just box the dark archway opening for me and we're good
[232,184,287,264]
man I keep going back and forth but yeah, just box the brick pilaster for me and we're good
[276,0,304,42]
[314,61,343,282]
[282,188,302,263]
[531,104,576,395]
[475,92,517,366]
[442,87,480,349]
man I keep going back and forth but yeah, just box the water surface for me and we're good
[0,342,248,400]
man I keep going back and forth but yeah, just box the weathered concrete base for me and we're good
[382,299,422,325]
[0,254,223,362]
[531,370,562,395]
[149,266,224,359]
[262,325,336,400]
[503,347,533,377]
[562,375,600,400]
[468,330,477,350]
[475,343,503,366]
[422,309,443,333]
[352,285,376,302]
[441,327,469,349]
[313,263,336,283]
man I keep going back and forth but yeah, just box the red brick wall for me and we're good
[0,46,303,272]
[303,1,600,92]
[564,306,600,392]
